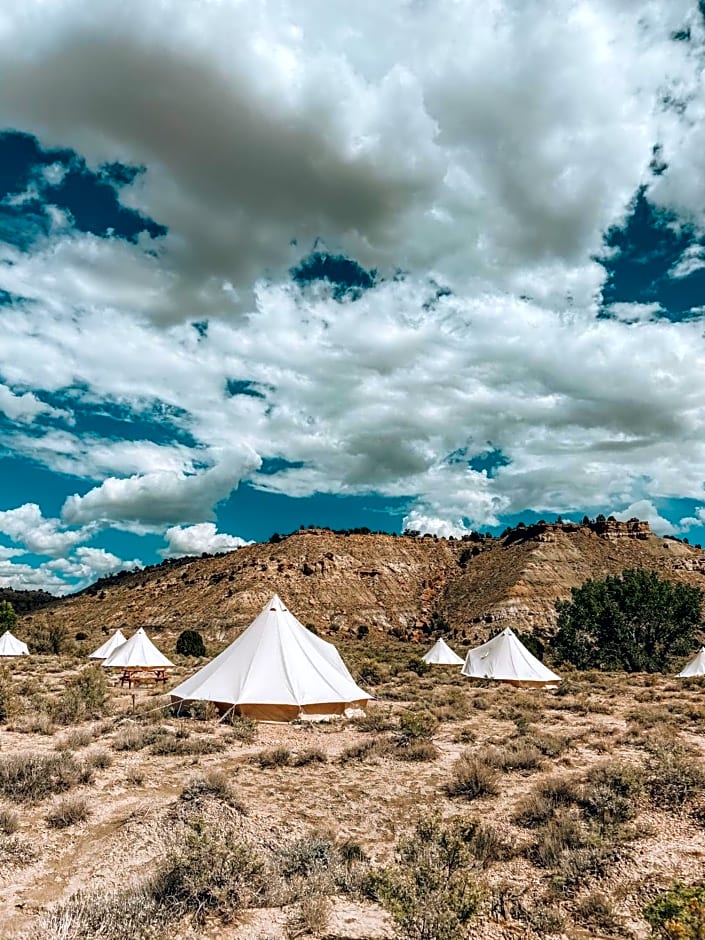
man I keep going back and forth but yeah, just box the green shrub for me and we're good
[554,569,702,672]
[526,812,585,868]
[579,760,645,828]
[176,630,206,657]
[645,883,705,939]
[406,658,431,676]
[512,776,580,828]
[278,834,335,879]
[397,710,438,745]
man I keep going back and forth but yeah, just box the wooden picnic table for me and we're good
[119,668,169,688]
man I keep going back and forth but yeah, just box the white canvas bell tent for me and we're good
[89,629,127,660]
[0,630,29,656]
[422,637,464,665]
[462,627,561,687]
[170,593,372,721]
[677,647,705,678]
[102,628,173,670]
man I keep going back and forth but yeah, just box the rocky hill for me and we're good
[0,587,55,615]
[15,518,705,650]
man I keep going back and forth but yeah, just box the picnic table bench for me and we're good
[119,668,170,688]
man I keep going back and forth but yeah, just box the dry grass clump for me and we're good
[447,754,500,800]
[460,819,518,867]
[579,760,645,828]
[55,728,94,751]
[149,730,225,757]
[353,707,397,733]
[395,740,439,762]
[285,892,332,938]
[0,751,89,803]
[292,747,327,766]
[574,890,621,934]
[487,739,545,773]
[46,795,91,829]
[12,713,56,736]
[254,747,292,768]
[338,737,389,763]
[111,724,162,752]
[0,805,20,834]
[180,770,245,811]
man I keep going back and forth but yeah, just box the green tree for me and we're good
[0,601,17,633]
[176,629,206,657]
[554,568,702,672]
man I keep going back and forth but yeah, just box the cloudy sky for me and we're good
[2,0,705,593]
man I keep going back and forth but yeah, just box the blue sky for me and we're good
[2,1,705,592]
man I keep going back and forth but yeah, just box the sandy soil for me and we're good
[1,656,705,939]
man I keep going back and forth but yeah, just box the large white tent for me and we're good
[677,647,705,678]
[422,637,464,665]
[462,627,561,687]
[0,630,29,657]
[89,629,127,660]
[170,593,371,721]
[102,628,173,670]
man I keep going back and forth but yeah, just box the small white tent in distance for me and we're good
[677,647,705,678]
[0,630,29,656]
[422,637,464,665]
[462,627,560,687]
[170,593,371,721]
[102,628,173,671]
[89,629,127,660]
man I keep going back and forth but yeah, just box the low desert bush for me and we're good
[86,749,112,770]
[277,834,336,879]
[395,741,439,762]
[52,666,111,725]
[0,752,86,803]
[512,776,580,828]
[0,667,18,723]
[579,760,645,828]
[180,771,244,810]
[369,815,481,940]
[46,795,90,829]
[575,891,621,933]
[111,725,161,752]
[354,709,397,733]
[487,740,544,773]
[285,892,331,937]
[292,747,327,767]
[526,812,586,868]
[447,754,499,800]
[151,823,268,924]
[550,843,622,898]
[149,731,224,756]
[224,714,258,743]
[645,743,705,811]
[396,710,438,745]
[34,886,166,940]
[254,747,291,768]
[460,819,517,867]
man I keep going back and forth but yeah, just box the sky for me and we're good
[3,1,705,594]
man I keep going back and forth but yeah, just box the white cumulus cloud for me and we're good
[161,523,249,558]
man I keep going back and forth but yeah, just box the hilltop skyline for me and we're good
[2,1,705,592]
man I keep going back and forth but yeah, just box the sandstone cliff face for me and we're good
[17,521,705,648]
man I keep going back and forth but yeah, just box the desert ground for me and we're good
[1,641,704,940]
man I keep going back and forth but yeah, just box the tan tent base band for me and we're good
[467,678,559,688]
[171,697,369,723]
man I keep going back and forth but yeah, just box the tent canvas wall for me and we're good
[462,627,560,687]
[0,630,29,656]
[102,628,173,670]
[89,629,127,660]
[422,637,464,665]
[677,647,705,678]
[170,593,371,721]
